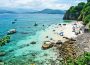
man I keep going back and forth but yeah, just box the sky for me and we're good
[0,0,87,10]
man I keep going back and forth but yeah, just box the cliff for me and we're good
[63,0,90,29]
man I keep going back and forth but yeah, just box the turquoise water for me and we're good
[0,14,72,65]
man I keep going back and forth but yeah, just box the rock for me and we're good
[50,38,53,40]
[0,62,4,65]
[0,52,6,56]
[7,29,16,35]
[12,22,16,24]
[14,19,17,21]
[59,24,61,25]
[42,41,53,50]
[53,30,55,31]
[63,37,69,39]
[70,38,76,41]
[56,40,63,45]
[63,24,66,26]
[20,32,29,34]
[30,41,36,44]
[46,36,48,38]
[42,25,44,26]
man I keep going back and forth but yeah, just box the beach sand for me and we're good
[39,21,83,43]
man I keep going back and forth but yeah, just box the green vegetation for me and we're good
[63,2,85,20]
[63,0,90,29]
[0,35,11,46]
[64,52,90,65]
[84,15,90,25]
[87,0,90,2]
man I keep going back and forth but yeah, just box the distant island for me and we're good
[0,9,66,14]
[31,9,66,14]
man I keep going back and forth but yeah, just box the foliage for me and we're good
[0,35,10,46]
[83,15,90,25]
[87,0,90,2]
[63,2,85,20]
[65,52,90,65]
[63,0,90,29]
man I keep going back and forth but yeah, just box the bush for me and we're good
[0,35,11,46]
[84,15,90,24]
[65,52,90,65]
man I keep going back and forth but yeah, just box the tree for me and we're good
[87,0,90,2]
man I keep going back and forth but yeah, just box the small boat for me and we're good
[34,23,38,26]
[7,29,16,35]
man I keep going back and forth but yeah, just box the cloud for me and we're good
[0,0,87,10]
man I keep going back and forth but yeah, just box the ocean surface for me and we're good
[0,14,72,65]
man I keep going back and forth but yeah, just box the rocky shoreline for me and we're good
[1,21,90,65]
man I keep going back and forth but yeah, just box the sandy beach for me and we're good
[39,21,83,44]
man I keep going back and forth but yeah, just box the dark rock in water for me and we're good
[46,36,48,38]
[50,38,53,40]
[12,22,16,24]
[42,41,53,50]
[53,30,55,31]
[7,29,16,35]
[63,24,66,26]
[31,53,36,56]
[56,40,63,45]
[42,25,44,26]
[20,32,29,34]
[14,19,17,21]
[0,60,2,62]
[0,52,6,56]
[30,41,36,44]
[34,23,38,26]
[59,24,61,25]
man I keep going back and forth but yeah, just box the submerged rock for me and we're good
[12,22,16,24]
[0,62,4,65]
[42,25,44,26]
[42,41,53,50]
[0,52,6,56]
[46,36,48,38]
[7,29,16,35]
[30,41,36,44]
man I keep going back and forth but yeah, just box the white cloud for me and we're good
[0,0,87,10]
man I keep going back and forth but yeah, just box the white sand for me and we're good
[38,21,83,43]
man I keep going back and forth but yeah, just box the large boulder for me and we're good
[42,41,53,50]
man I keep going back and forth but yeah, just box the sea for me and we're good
[0,14,72,65]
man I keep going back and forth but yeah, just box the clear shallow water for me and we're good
[0,14,72,65]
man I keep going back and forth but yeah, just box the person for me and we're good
[72,26,75,32]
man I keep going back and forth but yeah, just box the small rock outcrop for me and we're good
[42,41,53,50]
[30,41,36,44]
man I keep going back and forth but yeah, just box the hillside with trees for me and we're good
[63,0,90,29]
